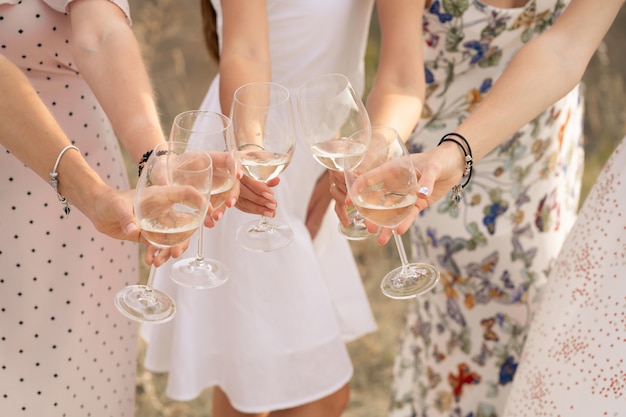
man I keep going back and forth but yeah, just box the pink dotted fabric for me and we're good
[503,138,626,416]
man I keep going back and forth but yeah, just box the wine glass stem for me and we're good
[195,228,205,262]
[145,248,160,289]
[145,264,157,289]
[393,231,411,272]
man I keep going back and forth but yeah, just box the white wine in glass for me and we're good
[296,73,374,240]
[114,141,213,323]
[169,110,238,289]
[344,126,440,299]
[230,81,296,252]
[238,147,291,182]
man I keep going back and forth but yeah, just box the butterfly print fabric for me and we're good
[389,0,584,416]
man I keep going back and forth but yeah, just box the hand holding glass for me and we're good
[296,73,374,240]
[230,81,296,252]
[114,141,213,323]
[344,126,440,299]
[169,110,238,289]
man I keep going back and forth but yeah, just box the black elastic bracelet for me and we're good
[137,149,153,177]
[138,148,172,176]
[437,133,474,208]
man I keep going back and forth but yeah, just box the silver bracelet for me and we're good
[49,145,80,218]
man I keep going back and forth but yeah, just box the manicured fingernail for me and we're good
[265,202,277,209]
[419,186,430,196]
[229,197,237,207]
[262,192,274,200]
[263,210,275,217]
[214,211,223,221]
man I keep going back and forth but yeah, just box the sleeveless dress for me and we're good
[502,137,626,416]
[140,0,377,412]
[389,1,584,416]
[0,1,139,416]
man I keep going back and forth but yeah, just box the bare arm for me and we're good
[366,0,426,140]
[216,0,277,216]
[376,0,624,244]
[415,0,624,198]
[455,0,625,161]
[333,0,426,226]
[68,0,165,164]
[0,53,138,240]
[0,54,184,265]
[218,0,271,115]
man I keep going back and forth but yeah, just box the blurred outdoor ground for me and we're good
[128,2,626,416]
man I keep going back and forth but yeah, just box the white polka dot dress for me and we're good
[502,137,626,416]
[0,1,139,416]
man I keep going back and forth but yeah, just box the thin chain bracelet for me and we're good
[437,133,473,209]
[49,145,80,218]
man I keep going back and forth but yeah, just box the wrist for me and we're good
[437,140,466,176]
[55,150,109,220]
[117,116,165,164]
[437,133,473,184]
[437,132,474,209]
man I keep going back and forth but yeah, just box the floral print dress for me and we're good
[389,1,584,416]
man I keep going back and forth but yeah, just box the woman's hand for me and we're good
[375,142,466,244]
[205,183,240,227]
[335,140,466,245]
[305,171,333,239]
[234,175,279,217]
[203,152,242,227]
[329,170,351,226]
[87,186,192,266]
[144,243,190,267]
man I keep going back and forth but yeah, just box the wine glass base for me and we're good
[170,257,230,289]
[337,221,378,241]
[380,263,440,300]
[114,285,176,324]
[236,219,293,252]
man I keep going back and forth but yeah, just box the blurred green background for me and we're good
[128,2,626,416]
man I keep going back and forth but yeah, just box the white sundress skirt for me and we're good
[141,77,377,412]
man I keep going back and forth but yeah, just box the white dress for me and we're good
[140,0,377,413]
[0,1,139,416]
[502,137,626,416]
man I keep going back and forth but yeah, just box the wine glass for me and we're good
[344,126,440,299]
[169,110,238,289]
[296,73,375,240]
[115,141,213,323]
[230,81,296,252]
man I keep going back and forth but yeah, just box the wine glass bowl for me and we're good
[296,73,374,239]
[168,110,238,289]
[237,144,291,182]
[114,141,213,323]
[344,126,440,299]
[231,81,296,252]
[137,144,212,247]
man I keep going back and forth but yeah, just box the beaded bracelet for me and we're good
[138,147,173,177]
[437,132,473,209]
[49,145,80,218]
[137,149,154,177]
